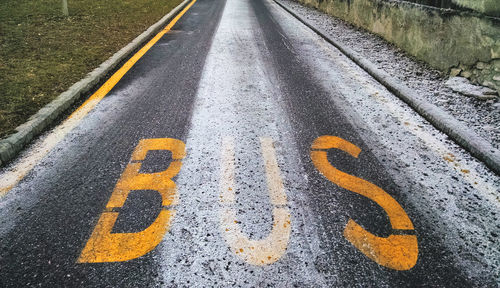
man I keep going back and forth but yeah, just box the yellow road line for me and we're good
[0,0,197,197]
[260,137,288,206]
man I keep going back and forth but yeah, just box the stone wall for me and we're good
[296,0,500,93]
[452,0,500,17]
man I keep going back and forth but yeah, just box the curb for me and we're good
[0,0,192,167]
[274,0,500,176]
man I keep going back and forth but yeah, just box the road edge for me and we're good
[0,0,192,167]
[274,0,500,176]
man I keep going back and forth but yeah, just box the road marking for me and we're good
[260,138,288,206]
[311,135,418,271]
[78,138,185,263]
[220,137,291,265]
[0,0,197,197]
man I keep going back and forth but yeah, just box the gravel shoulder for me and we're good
[280,0,500,150]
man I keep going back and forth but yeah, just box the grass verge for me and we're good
[0,0,183,138]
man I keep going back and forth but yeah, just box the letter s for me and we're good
[310,135,418,271]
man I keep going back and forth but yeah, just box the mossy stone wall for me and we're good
[452,0,500,17]
[297,0,500,92]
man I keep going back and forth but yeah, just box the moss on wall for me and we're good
[452,0,500,17]
[297,0,500,92]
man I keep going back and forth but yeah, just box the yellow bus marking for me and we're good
[0,0,197,197]
[311,135,418,270]
[78,138,185,263]
[219,137,291,266]
[260,137,287,206]
[78,209,175,263]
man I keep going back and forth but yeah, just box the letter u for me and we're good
[219,137,291,265]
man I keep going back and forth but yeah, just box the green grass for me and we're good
[0,0,183,138]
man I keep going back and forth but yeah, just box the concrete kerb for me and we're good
[274,0,500,176]
[0,0,192,167]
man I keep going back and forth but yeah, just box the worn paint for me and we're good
[78,138,185,263]
[220,137,291,265]
[311,135,418,270]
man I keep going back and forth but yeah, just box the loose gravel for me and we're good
[280,0,500,150]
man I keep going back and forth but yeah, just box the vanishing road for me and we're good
[1,0,499,286]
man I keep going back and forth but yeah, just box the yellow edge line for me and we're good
[0,0,197,197]
[71,0,197,119]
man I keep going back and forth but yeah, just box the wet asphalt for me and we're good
[0,0,498,286]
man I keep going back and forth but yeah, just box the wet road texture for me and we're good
[0,0,498,286]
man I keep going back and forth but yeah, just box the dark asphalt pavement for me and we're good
[0,0,224,286]
[0,0,498,286]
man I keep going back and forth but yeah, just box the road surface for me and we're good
[1,0,498,286]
